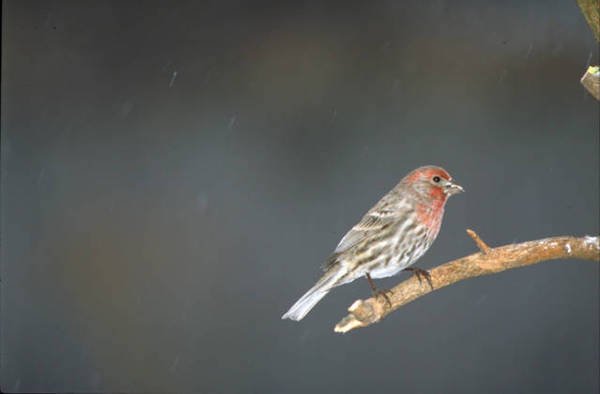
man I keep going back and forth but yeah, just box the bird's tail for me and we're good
[282,266,346,321]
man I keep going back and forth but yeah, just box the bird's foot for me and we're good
[365,273,393,307]
[372,289,393,307]
[403,267,434,289]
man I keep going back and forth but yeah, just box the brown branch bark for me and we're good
[334,230,600,333]
[577,0,600,100]
[581,66,600,100]
[577,0,600,43]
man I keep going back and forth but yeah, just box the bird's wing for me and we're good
[321,193,401,271]
[322,211,397,271]
[334,209,397,253]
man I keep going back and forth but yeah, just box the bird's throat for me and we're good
[416,197,446,237]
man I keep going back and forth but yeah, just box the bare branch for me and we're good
[577,0,600,43]
[466,228,491,254]
[581,66,600,101]
[334,231,600,333]
[576,1,599,100]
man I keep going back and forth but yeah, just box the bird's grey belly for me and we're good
[367,261,406,278]
[367,240,430,279]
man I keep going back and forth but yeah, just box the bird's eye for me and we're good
[432,176,441,183]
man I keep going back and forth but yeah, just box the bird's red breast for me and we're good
[405,166,453,237]
[416,199,445,238]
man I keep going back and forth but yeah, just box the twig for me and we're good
[577,0,600,43]
[581,66,600,101]
[466,229,491,254]
[334,231,600,333]
[576,0,599,100]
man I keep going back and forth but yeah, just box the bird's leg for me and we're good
[365,272,378,292]
[403,267,434,289]
[365,273,392,307]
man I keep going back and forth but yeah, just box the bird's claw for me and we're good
[404,267,434,289]
[372,289,393,308]
[365,273,393,307]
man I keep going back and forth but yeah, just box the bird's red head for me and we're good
[400,166,464,235]
[403,165,464,202]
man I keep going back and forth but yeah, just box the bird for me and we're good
[281,165,464,321]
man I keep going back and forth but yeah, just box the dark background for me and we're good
[2,1,599,393]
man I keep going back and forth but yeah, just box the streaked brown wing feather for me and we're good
[322,194,401,271]
[334,213,394,253]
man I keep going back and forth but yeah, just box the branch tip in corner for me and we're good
[466,229,491,254]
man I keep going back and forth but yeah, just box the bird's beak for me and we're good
[444,180,464,196]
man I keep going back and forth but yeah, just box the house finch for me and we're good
[282,165,464,321]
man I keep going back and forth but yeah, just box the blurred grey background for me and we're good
[1,1,599,393]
